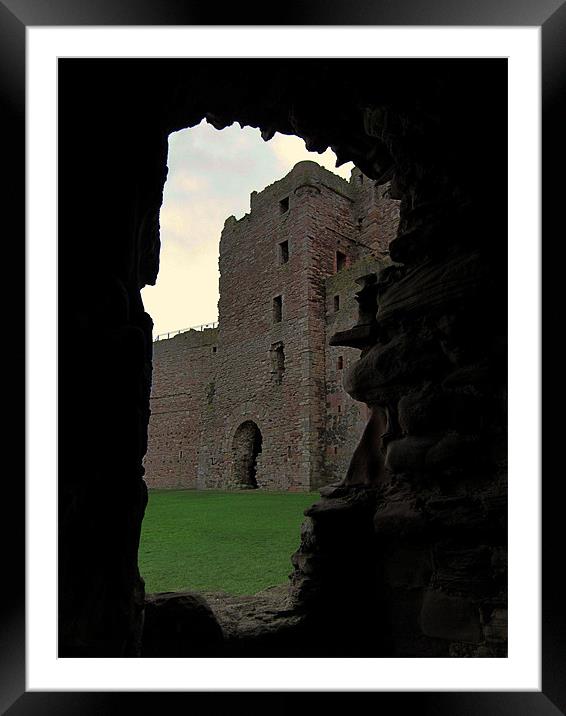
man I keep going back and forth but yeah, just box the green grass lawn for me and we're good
[139,489,319,595]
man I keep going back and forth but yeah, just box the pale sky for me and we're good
[141,120,354,337]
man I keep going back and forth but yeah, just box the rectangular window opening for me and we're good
[271,342,285,384]
[337,356,344,370]
[279,196,289,214]
[336,251,347,272]
[279,240,289,265]
[273,295,283,323]
[333,295,340,312]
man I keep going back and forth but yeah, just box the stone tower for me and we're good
[198,161,369,490]
[144,161,400,491]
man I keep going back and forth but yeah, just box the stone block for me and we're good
[420,589,482,643]
[425,433,481,470]
[483,608,507,643]
[374,500,427,539]
[385,436,436,473]
[424,496,486,532]
[432,543,492,597]
[382,545,432,588]
[398,386,482,435]
[142,591,224,657]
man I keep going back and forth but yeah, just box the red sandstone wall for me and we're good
[143,162,400,491]
[324,255,385,484]
[322,176,400,483]
[350,169,400,257]
[199,161,362,491]
[322,175,399,484]
[143,328,217,488]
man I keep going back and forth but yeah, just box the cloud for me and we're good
[142,119,354,336]
[142,241,220,336]
[176,172,210,194]
[268,133,354,180]
[160,196,233,253]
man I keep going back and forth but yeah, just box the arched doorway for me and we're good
[232,421,262,488]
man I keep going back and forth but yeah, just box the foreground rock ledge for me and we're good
[142,585,307,657]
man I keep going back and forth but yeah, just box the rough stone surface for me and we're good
[199,585,307,656]
[144,328,218,489]
[142,591,224,657]
[420,590,483,644]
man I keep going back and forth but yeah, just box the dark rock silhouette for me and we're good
[142,592,224,657]
[59,58,507,657]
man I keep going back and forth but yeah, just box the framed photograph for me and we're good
[7,0,557,711]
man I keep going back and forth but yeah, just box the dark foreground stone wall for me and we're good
[59,58,507,657]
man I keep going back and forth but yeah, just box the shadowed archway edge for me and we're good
[232,420,263,488]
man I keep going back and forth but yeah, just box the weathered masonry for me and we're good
[143,161,400,490]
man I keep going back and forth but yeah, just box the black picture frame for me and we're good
[7,1,557,712]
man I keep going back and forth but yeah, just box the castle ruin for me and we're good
[58,57,510,661]
[143,161,400,491]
